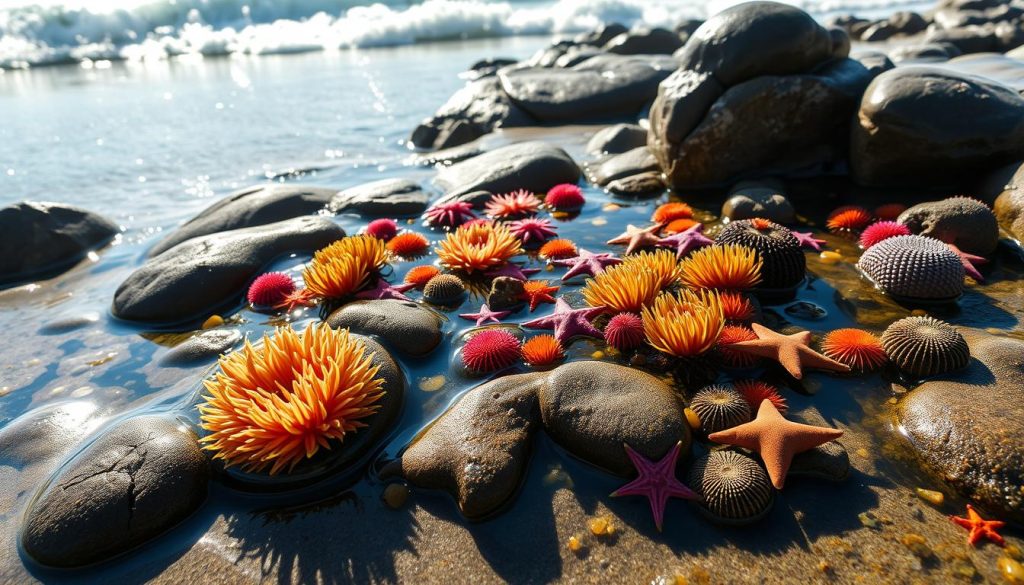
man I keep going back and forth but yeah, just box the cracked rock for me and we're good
[21,415,209,568]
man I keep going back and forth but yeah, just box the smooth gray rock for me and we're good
[941,53,1024,92]
[0,402,101,468]
[574,23,629,47]
[588,146,660,186]
[113,217,343,325]
[159,329,243,367]
[327,178,429,217]
[604,27,684,55]
[326,299,442,357]
[148,184,334,257]
[606,172,666,196]
[926,24,1000,54]
[0,201,119,287]
[852,50,895,77]
[722,182,795,223]
[409,77,535,150]
[897,196,999,255]
[587,123,648,156]
[21,416,209,568]
[539,361,690,476]
[850,67,1024,187]
[888,43,955,64]
[898,331,1024,524]
[788,440,850,482]
[435,141,580,198]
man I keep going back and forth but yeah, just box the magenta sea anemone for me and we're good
[508,218,557,245]
[366,218,399,241]
[424,201,476,229]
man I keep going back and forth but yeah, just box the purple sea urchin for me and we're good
[687,450,774,526]
[689,385,753,434]
[857,235,965,301]
[715,219,805,290]
[881,316,970,378]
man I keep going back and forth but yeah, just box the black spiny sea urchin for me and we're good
[881,316,970,378]
[687,450,774,525]
[857,235,964,301]
[715,218,805,290]
[689,385,752,434]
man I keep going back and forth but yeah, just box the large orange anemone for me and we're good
[679,243,762,291]
[622,249,682,289]
[436,222,523,274]
[641,289,725,357]
[303,235,387,299]
[581,262,662,314]
[199,324,385,475]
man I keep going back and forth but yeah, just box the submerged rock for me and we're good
[436,141,580,198]
[898,331,1024,524]
[327,178,429,217]
[326,300,443,357]
[113,217,343,325]
[606,172,666,196]
[386,372,545,519]
[850,67,1024,187]
[604,27,684,55]
[0,201,119,287]
[897,197,999,255]
[0,402,101,468]
[788,440,850,482]
[587,123,648,156]
[721,181,795,223]
[148,184,335,257]
[409,77,535,150]
[587,147,660,187]
[21,415,209,568]
[159,329,243,367]
[539,361,690,475]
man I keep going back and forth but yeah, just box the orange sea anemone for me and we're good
[641,289,725,358]
[820,328,887,371]
[522,334,564,367]
[826,206,873,233]
[734,379,788,414]
[539,238,578,260]
[198,324,385,475]
[582,262,662,314]
[719,291,756,322]
[484,189,541,219]
[386,232,430,258]
[679,244,762,291]
[622,249,682,289]
[404,265,441,289]
[652,202,693,224]
[303,235,387,299]
[664,218,699,234]
[436,222,523,274]
[715,325,760,368]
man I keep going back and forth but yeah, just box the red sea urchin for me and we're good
[859,221,910,249]
[605,312,645,351]
[424,201,476,229]
[461,329,521,374]
[404,265,441,289]
[508,218,557,245]
[734,379,787,414]
[826,206,873,233]
[366,218,398,241]
[522,334,564,367]
[545,184,585,211]
[485,189,540,219]
[716,325,760,368]
[248,272,296,307]
[820,328,887,371]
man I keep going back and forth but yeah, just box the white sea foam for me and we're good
[0,0,917,68]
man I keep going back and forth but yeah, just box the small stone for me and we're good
[418,375,446,392]
[859,511,881,529]
[901,533,933,558]
[591,350,604,359]
[487,276,526,311]
[567,535,584,553]
[999,557,1024,584]
[915,488,944,506]
[382,483,409,509]
[819,251,842,264]
[201,315,224,329]
[588,516,614,537]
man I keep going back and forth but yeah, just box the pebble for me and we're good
[900,533,933,559]
[591,218,607,226]
[999,557,1024,584]
[819,251,842,264]
[567,535,583,553]
[418,375,446,392]
[383,483,409,509]
[915,487,944,506]
[201,315,224,329]
[588,516,614,537]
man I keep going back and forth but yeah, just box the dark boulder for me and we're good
[327,178,429,217]
[604,27,684,55]
[587,146,660,186]
[586,123,648,156]
[574,23,629,47]
[326,300,443,357]
[435,141,580,198]
[409,77,535,150]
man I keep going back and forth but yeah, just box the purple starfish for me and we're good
[610,441,700,532]
[655,223,713,259]
[459,303,511,326]
[485,263,541,281]
[355,279,415,301]
[552,249,622,281]
[791,230,827,252]
[948,243,987,282]
[521,298,604,344]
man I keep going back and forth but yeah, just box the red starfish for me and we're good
[950,504,1005,547]
[519,280,559,312]
[273,288,318,313]
[611,441,700,531]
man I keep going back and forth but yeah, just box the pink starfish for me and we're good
[521,298,604,344]
[607,224,662,255]
[459,304,511,326]
[948,243,987,282]
[611,441,700,532]
[507,217,557,244]
[355,279,415,301]
[656,223,713,259]
[485,263,541,281]
[552,249,621,281]
[424,201,476,229]
[791,230,826,251]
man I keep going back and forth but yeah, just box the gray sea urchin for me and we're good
[881,316,970,378]
[857,235,964,301]
[689,385,752,434]
[687,450,774,525]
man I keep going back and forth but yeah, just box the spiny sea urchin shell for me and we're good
[689,385,752,434]
[484,189,540,219]
[859,221,910,249]
[404,265,440,289]
[386,232,430,258]
[679,244,762,291]
[522,334,564,367]
[461,329,521,373]
[715,219,805,290]
[652,202,693,224]
[716,325,760,368]
[857,235,964,301]
[199,324,384,475]
[423,274,466,304]
[687,450,774,525]
[366,218,398,241]
[734,379,787,414]
[719,291,757,322]
[545,184,585,210]
[538,238,578,260]
[826,205,873,233]
[820,328,887,372]
[880,316,970,377]
[248,272,296,307]
[604,312,645,351]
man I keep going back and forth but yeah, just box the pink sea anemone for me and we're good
[461,329,521,373]
[366,218,398,241]
[424,201,476,229]
[604,312,645,351]
[508,218,557,245]
[248,272,296,307]
[485,189,541,219]
[859,221,911,249]
[545,184,585,210]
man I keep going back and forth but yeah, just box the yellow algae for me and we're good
[591,350,605,360]
[202,315,224,329]
[1001,557,1024,584]
[915,488,944,506]
[819,251,842,264]
[418,375,446,392]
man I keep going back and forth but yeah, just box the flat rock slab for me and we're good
[328,178,429,217]
[435,141,580,199]
[148,184,335,257]
[898,331,1024,524]
[326,300,443,357]
[0,201,119,287]
[21,415,209,568]
[113,216,344,325]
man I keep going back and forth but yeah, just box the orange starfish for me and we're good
[607,224,662,255]
[273,288,318,313]
[950,505,1005,547]
[708,400,843,489]
[520,280,559,312]
[730,323,850,379]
